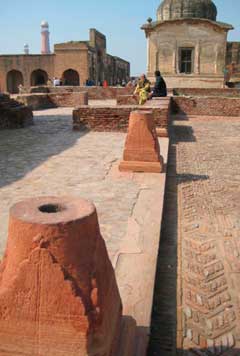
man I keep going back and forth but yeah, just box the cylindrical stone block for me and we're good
[0,196,122,356]
[119,110,164,173]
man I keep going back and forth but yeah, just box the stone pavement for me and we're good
[148,115,240,356]
[0,107,169,355]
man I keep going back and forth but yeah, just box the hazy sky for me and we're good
[1,0,239,75]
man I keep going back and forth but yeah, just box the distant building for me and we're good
[142,0,240,88]
[0,25,130,93]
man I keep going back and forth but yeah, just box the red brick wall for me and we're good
[0,95,33,129]
[46,86,135,99]
[16,92,88,110]
[116,95,138,105]
[49,92,88,107]
[173,88,240,98]
[172,96,240,116]
[72,105,170,132]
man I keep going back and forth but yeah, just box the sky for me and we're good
[0,0,240,75]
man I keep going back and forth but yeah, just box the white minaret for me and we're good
[24,43,29,55]
[41,20,51,54]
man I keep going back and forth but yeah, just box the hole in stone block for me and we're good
[38,204,64,214]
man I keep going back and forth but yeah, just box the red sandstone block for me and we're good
[0,196,122,356]
[119,110,164,173]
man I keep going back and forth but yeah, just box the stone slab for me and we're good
[119,160,163,173]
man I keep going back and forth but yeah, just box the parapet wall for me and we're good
[16,92,88,110]
[173,88,240,97]
[172,96,240,116]
[30,86,134,100]
[73,105,170,132]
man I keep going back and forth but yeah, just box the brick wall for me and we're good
[0,94,33,129]
[173,88,240,97]
[116,95,139,105]
[172,96,240,116]
[16,92,88,110]
[30,86,135,99]
[72,105,170,132]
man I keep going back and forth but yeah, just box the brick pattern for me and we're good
[173,97,240,116]
[116,95,139,105]
[175,117,240,355]
[29,86,135,100]
[16,92,88,110]
[72,105,170,132]
[173,88,240,98]
[0,94,33,129]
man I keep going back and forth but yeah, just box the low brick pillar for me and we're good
[0,196,122,355]
[77,91,88,106]
[119,110,164,173]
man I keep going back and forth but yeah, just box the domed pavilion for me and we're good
[142,0,234,88]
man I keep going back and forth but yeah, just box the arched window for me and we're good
[7,70,24,94]
[31,69,48,86]
[62,69,80,86]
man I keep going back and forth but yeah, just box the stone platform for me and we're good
[0,107,169,355]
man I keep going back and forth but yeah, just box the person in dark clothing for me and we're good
[150,70,167,98]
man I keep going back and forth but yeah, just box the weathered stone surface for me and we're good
[119,110,164,173]
[0,196,122,356]
[0,94,33,129]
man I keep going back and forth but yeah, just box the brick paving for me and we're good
[149,115,240,356]
[178,116,240,355]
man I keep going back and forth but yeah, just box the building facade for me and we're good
[142,0,239,88]
[0,28,130,93]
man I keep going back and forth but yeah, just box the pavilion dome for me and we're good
[157,0,217,22]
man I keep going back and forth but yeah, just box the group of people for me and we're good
[134,71,167,105]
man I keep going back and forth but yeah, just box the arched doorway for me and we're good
[7,70,24,94]
[31,69,48,86]
[62,69,80,86]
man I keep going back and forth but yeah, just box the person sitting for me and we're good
[134,74,151,105]
[149,70,167,98]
